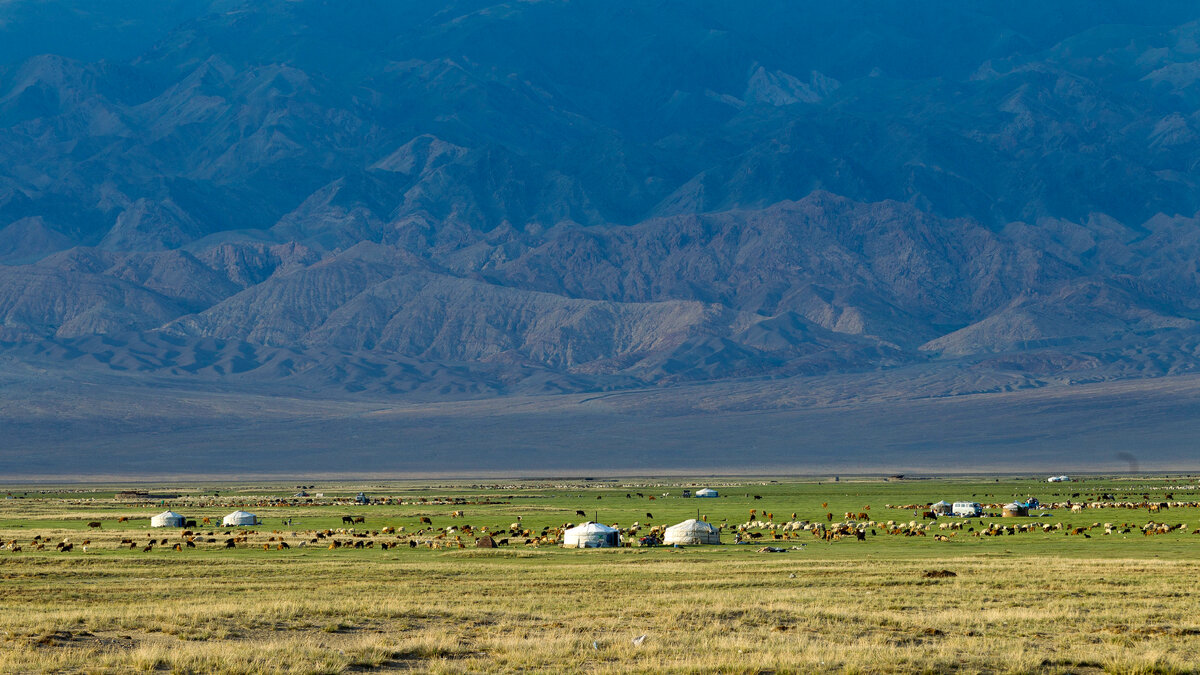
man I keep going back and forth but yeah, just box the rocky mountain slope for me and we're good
[4,0,1200,425]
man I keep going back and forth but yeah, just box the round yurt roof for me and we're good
[151,510,185,526]
[565,521,618,535]
[933,500,951,506]
[562,521,620,548]
[695,488,718,496]
[222,510,257,525]
[664,519,720,545]
[1004,502,1023,509]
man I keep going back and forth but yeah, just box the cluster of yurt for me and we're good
[931,500,953,516]
[150,511,186,527]
[563,522,620,548]
[222,510,258,526]
[1002,502,1030,517]
[663,519,720,545]
[694,488,718,498]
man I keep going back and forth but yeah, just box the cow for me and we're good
[646,513,653,519]
[87,522,102,529]
[117,517,129,523]
[353,517,365,524]
[342,516,354,525]
[576,510,587,517]
[184,520,197,528]
[420,517,432,525]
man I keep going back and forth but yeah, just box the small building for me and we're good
[1002,502,1029,517]
[222,510,258,526]
[952,501,982,517]
[931,501,953,516]
[694,488,718,498]
[562,522,620,548]
[150,510,185,528]
[1047,475,1071,483]
[664,519,721,545]
[115,490,150,501]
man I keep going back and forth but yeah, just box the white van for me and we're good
[952,501,982,517]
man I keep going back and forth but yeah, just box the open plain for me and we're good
[2,476,1199,673]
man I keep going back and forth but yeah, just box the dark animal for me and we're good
[420,517,432,525]
[576,510,587,516]
[342,516,354,525]
[87,521,101,529]
[753,495,763,500]
[184,520,197,528]
[353,517,365,524]
[646,513,653,519]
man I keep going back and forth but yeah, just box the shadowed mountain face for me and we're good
[3,1,1200,473]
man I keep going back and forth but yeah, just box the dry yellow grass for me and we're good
[3,477,1200,673]
[2,552,1198,673]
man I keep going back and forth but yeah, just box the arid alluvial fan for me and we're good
[3,1,1200,471]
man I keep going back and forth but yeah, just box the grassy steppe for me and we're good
[1,476,1198,673]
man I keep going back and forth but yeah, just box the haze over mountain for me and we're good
[4,1,1200,475]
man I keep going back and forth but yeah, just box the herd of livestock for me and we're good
[5,490,1200,554]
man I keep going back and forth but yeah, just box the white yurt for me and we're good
[222,510,258,526]
[664,519,721,545]
[931,500,952,516]
[562,522,620,548]
[150,510,185,528]
[694,488,718,498]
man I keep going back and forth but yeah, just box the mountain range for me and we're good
[4,1,1200,474]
